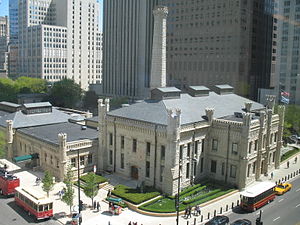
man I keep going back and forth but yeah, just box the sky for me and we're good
[0,0,103,31]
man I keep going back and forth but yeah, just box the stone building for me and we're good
[0,102,98,181]
[98,85,284,195]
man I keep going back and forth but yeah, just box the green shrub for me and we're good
[281,147,300,162]
[190,189,234,206]
[112,184,160,205]
[180,185,207,199]
[80,173,108,184]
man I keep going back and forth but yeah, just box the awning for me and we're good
[13,153,39,163]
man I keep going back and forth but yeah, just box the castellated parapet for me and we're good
[244,102,252,112]
[205,108,215,123]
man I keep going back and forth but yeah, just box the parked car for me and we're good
[205,215,229,225]
[230,219,252,225]
[274,182,292,195]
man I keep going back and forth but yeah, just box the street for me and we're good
[228,175,300,225]
[0,195,59,225]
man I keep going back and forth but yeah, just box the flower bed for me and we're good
[139,184,235,213]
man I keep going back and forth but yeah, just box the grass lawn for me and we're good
[80,172,108,184]
[281,147,300,162]
[112,184,160,205]
[139,183,235,213]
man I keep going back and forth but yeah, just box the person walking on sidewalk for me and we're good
[295,156,298,164]
[128,222,132,225]
[97,201,100,212]
[93,200,96,210]
[270,172,274,180]
[287,161,290,168]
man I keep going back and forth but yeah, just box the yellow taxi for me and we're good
[274,182,292,195]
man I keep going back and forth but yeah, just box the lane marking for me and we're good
[296,204,300,208]
[296,188,300,192]
[278,199,284,202]
[273,217,280,221]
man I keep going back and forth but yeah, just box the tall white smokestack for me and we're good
[150,6,168,89]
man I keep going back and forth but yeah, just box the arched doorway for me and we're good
[131,166,139,180]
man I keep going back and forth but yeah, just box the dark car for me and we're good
[230,219,252,225]
[205,215,229,225]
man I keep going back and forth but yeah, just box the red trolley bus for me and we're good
[240,181,276,212]
[15,187,53,220]
[0,168,20,196]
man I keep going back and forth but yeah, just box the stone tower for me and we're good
[58,133,67,181]
[150,6,168,89]
[98,98,110,172]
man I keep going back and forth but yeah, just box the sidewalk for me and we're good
[2,152,299,225]
[79,153,300,225]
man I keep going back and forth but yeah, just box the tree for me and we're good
[83,91,98,112]
[0,78,18,102]
[62,167,75,214]
[48,79,83,108]
[42,171,54,197]
[0,131,6,158]
[83,172,99,206]
[15,77,47,94]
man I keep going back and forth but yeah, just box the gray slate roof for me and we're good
[108,92,265,125]
[0,101,21,108]
[23,102,52,108]
[18,122,98,146]
[0,108,71,129]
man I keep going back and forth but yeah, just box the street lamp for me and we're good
[71,148,82,225]
[176,159,183,225]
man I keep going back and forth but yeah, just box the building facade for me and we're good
[0,102,98,181]
[17,0,102,90]
[275,0,300,105]
[103,0,274,100]
[0,16,9,78]
[102,0,158,98]
[98,86,284,195]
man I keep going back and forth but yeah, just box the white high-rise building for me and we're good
[18,0,102,90]
[0,16,9,78]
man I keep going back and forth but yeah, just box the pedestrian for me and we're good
[97,201,100,212]
[93,200,96,210]
[295,156,298,164]
[4,164,7,170]
[107,189,111,197]
[128,222,132,225]
[270,172,274,180]
[193,205,198,216]
[287,161,290,168]
[184,207,188,218]
[197,205,201,216]
[187,206,192,218]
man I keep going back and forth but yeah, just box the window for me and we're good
[252,161,256,174]
[272,152,275,162]
[221,162,225,175]
[80,156,85,166]
[109,133,113,146]
[211,160,217,173]
[160,165,164,182]
[200,158,204,173]
[274,133,277,143]
[254,140,258,151]
[121,136,124,149]
[186,163,190,178]
[201,140,205,153]
[132,139,137,152]
[247,164,251,177]
[146,161,150,178]
[232,143,238,155]
[230,165,237,178]
[187,143,191,157]
[121,153,124,169]
[193,162,197,176]
[180,145,183,159]
[109,150,113,165]
[88,154,93,164]
[146,142,151,156]
[71,158,76,167]
[212,139,218,151]
[248,142,252,154]
[161,145,165,160]
[195,141,199,155]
